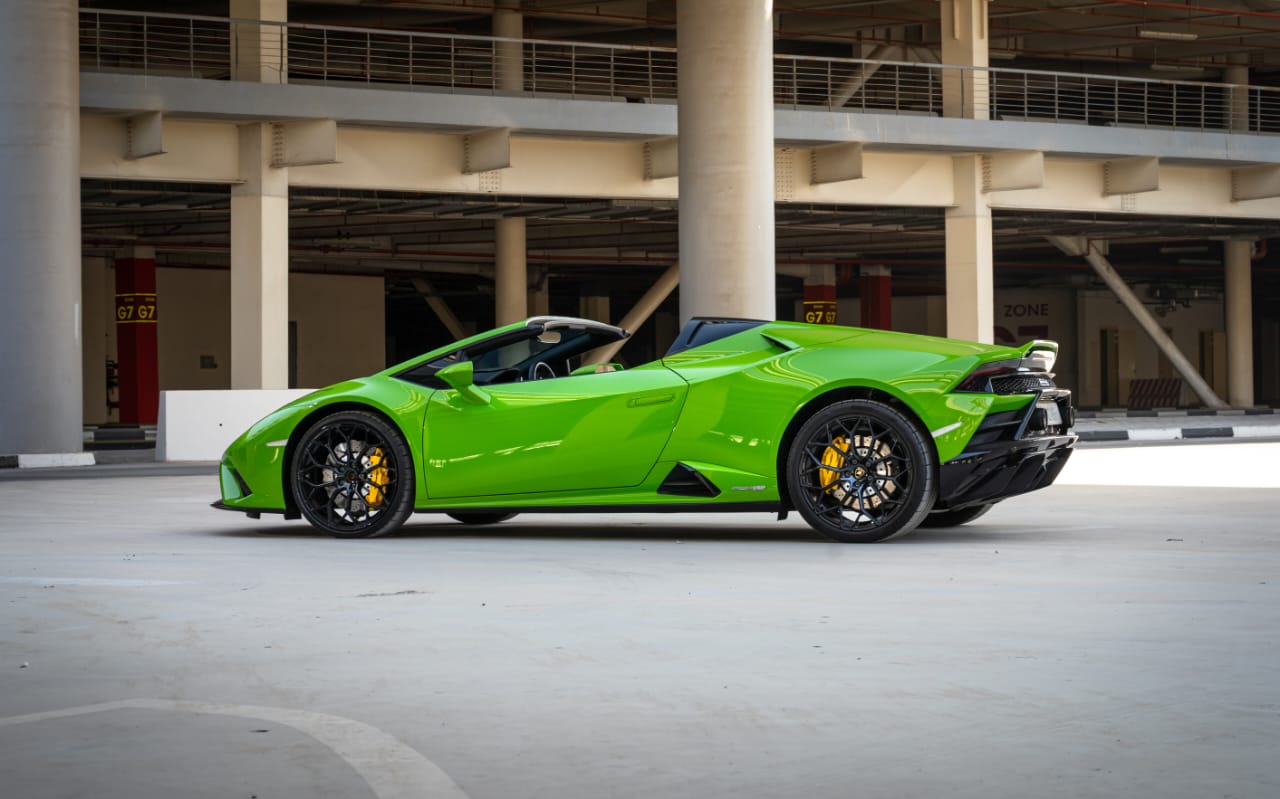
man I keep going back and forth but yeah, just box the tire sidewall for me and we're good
[786,399,937,543]
[291,409,416,538]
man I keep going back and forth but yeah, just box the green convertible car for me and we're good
[215,315,1076,543]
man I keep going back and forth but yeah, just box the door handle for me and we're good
[628,393,674,408]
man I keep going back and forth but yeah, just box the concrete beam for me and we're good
[982,151,1044,192]
[643,138,678,180]
[271,119,337,167]
[125,112,165,160]
[463,127,512,174]
[1232,164,1280,201]
[810,142,864,185]
[1104,157,1160,196]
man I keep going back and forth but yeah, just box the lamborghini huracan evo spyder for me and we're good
[214,316,1077,543]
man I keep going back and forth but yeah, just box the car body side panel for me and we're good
[422,362,689,498]
[658,324,1030,483]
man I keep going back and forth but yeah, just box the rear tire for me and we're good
[447,512,517,525]
[291,410,415,538]
[786,399,936,543]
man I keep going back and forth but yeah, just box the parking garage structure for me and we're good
[3,0,1280,461]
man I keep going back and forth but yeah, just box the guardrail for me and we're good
[79,9,1279,134]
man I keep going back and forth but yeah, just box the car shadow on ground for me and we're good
[205,516,1059,545]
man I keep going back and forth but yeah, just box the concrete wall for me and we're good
[290,272,386,387]
[1076,286,1224,407]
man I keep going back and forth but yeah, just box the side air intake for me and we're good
[657,464,721,498]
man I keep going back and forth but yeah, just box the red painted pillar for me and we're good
[860,265,892,330]
[802,265,838,324]
[114,248,159,424]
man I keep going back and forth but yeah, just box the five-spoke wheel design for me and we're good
[291,410,415,538]
[787,399,936,543]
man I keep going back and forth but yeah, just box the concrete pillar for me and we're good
[494,0,523,93]
[231,124,290,389]
[231,0,287,83]
[229,2,290,389]
[1225,64,1250,133]
[677,0,776,324]
[802,265,838,324]
[114,246,160,424]
[860,265,893,330]
[940,0,989,120]
[0,0,87,458]
[1225,239,1255,407]
[529,269,551,318]
[945,157,994,342]
[495,218,528,325]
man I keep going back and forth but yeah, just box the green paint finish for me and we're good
[217,317,1067,518]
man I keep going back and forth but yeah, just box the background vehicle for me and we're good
[215,316,1076,542]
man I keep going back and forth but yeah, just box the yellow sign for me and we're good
[115,293,158,324]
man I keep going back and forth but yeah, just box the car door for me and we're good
[423,364,689,499]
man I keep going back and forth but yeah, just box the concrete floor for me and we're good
[1,443,1278,798]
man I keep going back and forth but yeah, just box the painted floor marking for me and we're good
[0,699,470,799]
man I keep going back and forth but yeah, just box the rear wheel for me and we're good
[447,512,517,525]
[291,410,415,538]
[786,399,936,543]
[919,503,994,528]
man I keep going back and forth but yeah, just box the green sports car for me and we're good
[215,315,1076,543]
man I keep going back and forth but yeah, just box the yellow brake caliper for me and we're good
[819,435,897,510]
[363,447,390,507]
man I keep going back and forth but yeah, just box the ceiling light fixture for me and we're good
[1138,29,1199,42]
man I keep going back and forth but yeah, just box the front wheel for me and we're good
[291,409,415,538]
[786,399,936,543]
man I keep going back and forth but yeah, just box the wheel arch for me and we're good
[280,401,417,515]
[774,385,936,511]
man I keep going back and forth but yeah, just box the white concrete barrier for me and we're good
[157,389,316,462]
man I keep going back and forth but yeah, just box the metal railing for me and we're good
[80,9,1279,134]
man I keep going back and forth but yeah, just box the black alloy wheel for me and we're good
[786,399,936,543]
[918,503,995,529]
[291,410,415,538]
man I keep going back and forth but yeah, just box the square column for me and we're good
[1225,239,1254,407]
[945,156,994,343]
[940,0,990,120]
[114,246,160,424]
[231,124,290,389]
[860,265,893,330]
[495,218,528,325]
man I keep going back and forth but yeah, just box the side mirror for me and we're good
[436,361,491,405]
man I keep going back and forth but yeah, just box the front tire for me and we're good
[786,399,936,543]
[291,409,415,538]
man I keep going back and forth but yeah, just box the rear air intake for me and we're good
[657,464,721,498]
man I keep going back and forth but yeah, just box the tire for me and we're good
[447,512,518,525]
[786,399,937,543]
[291,409,415,538]
[918,503,994,529]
